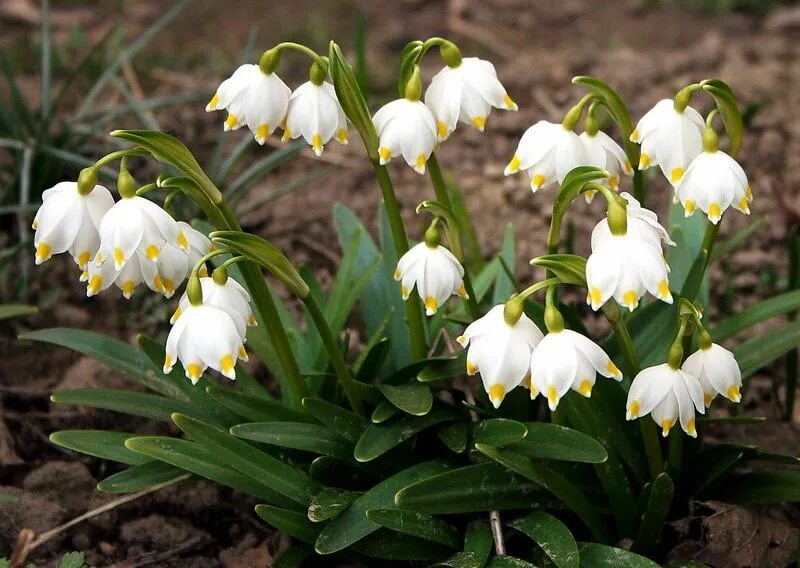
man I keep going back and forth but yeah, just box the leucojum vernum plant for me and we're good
[17,37,800,567]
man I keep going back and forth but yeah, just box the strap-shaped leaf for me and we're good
[431,552,483,568]
[704,470,800,505]
[473,419,528,447]
[578,543,660,567]
[490,558,537,567]
[510,512,579,568]
[506,423,607,463]
[417,352,466,383]
[0,304,37,320]
[173,413,317,506]
[475,444,610,543]
[51,388,205,423]
[308,456,374,490]
[50,430,150,466]
[530,254,587,288]
[256,504,321,544]
[97,461,186,493]
[691,444,745,494]
[125,436,294,506]
[712,290,800,342]
[302,397,368,444]
[438,422,469,454]
[308,488,361,522]
[230,422,353,460]
[351,529,452,561]
[329,41,378,158]
[206,385,311,423]
[702,79,743,157]
[314,460,451,554]
[365,509,461,548]
[20,328,185,399]
[632,472,673,556]
[378,383,433,416]
[464,520,494,567]
[371,400,399,424]
[395,462,550,514]
[733,320,800,377]
[354,406,459,462]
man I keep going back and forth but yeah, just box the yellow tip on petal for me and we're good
[687,418,697,437]
[522,375,531,389]
[121,280,136,298]
[739,197,750,214]
[256,124,270,143]
[163,354,172,373]
[394,268,402,280]
[685,199,696,215]
[630,128,640,142]
[312,133,323,155]
[658,280,670,300]
[401,285,409,300]
[456,284,469,299]
[437,121,448,139]
[505,155,521,174]
[578,379,592,397]
[415,154,427,172]
[145,244,159,261]
[466,360,478,375]
[532,173,546,189]
[171,306,182,323]
[623,290,638,310]
[88,275,103,295]
[239,345,249,361]
[456,335,467,347]
[727,385,741,402]
[177,231,189,250]
[746,185,753,201]
[248,313,257,326]
[113,247,125,267]
[336,128,348,143]
[709,202,721,223]
[589,286,603,308]
[546,385,559,408]
[199,265,208,277]
[608,176,619,189]
[661,419,673,437]
[35,242,52,263]
[704,392,713,407]
[162,279,175,296]
[225,113,238,130]
[32,216,38,230]
[607,360,622,379]
[282,127,293,142]
[471,116,486,131]
[628,400,640,419]
[220,353,235,376]
[489,384,506,405]
[625,159,633,174]
[379,146,392,162]
[670,167,684,183]
[207,94,219,111]
[187,363,202,381]
[639,153,650,169]
[503,94,517,110]
[77,251,90,269]
[424,296,439,315]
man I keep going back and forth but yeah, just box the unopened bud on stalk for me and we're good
[77,167,98,196]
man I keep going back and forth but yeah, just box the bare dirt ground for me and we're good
[2,0,800,565]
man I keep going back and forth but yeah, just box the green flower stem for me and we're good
[93,148,149,169]
[372,161,428,360]
[632,170,645,205]
[668,431,683,475]
[273,42,327,69]
[135,182,158,196]
[602,301,663,479]
[218,203,311,409]
[303,294,364,416]
[427,153,480,318]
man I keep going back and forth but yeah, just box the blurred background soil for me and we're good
[1,0,800,565]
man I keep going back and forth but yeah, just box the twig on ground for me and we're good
[105,535,213,568]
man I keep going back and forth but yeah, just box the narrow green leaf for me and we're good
[702,80,744,156]
[308,456,374,490]
[417,352,466,382]
[632,472,673,555]
[50,431,149,465]
[366,509,461,548]
[733,320,800,377]
[492,224,516,303]
[173,413,317,506]
[691,445,744,494]
[396,462,550,514]
[0,304,37,320]
[256,504,321,544]
[314,460,451,554]
[308,488,361,522]
[489,558,538,568]
[230,422,353,460]
[206,385,309,423]
[705,470,800,505]
[507,423,607,463]
[464,520,494,566]
[438,422,469,454]
[351,529,452,561]
[354,406,459,462]
[578,543,660,568]
[530,254,587,287]
[431,552,483,568]
[510,512,579,568]
[273,544,311,568]
[302,396,368,444]
[51,388,199,422]
[97,461,186,493]
[372,400,399,424]
[378,383,433,416]
[712,290,800,342]
[473,419,528,447]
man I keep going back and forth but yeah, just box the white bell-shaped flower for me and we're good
[675,149,751,224]
[457,304,544,409]
[579,130,632,202]
[373,99,438,174]
[424,57,517,142]
[504,121,588,192]
[626,363,705,437]
[586,193,674,311]
[154,222,212,298]
[207,64,291,145]
[171,274,254,336]
[86,249,160,299]
[394,241,467,316]
[681,342,742,406]
[630,99,704,185]
[164,303,246,383]
[33,181,114,269]
[283,81,348,156]
[529,329,622,411]
[95,196,182,271]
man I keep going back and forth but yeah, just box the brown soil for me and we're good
[2,0,800,566]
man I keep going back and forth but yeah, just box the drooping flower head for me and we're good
[86,249,161,299]
[681,342,742,407]
[171,273,255,334]
[457,304,544,408]
[283,79,348,156]
[394,240,467,316]
[530,329,622,411]
[154,222,212,298]
[504,121,588,192]
[373,98,437,174]
[626,363,705,437]
[586,192,674,312]
[579,129,632,202]
[424,56,517,142]
[33,176,114,270]
[630,98,704,186]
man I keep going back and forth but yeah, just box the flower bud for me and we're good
[77,167,98,196]
[439,40,462,68]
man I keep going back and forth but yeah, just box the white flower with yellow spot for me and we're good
[394,242,467,316]
[626,363,705,437]
[95,195,183,271]
[529,329,622,411]
[164,303,245,383]
[32,181,114,269]
[154,222,212,298]
[681,343,742,407]
[579,130,632,202]
[373,99,437,174]
[586,193,674,311]
[630,99,704,185]
[457,304,544,409]
[675,149,751,224]
[85,249,160,299]
[206,64,291,144]
[171,275,254,335]
[504,121,587,192]
[424,57,517,142]
[283,81,348,156]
